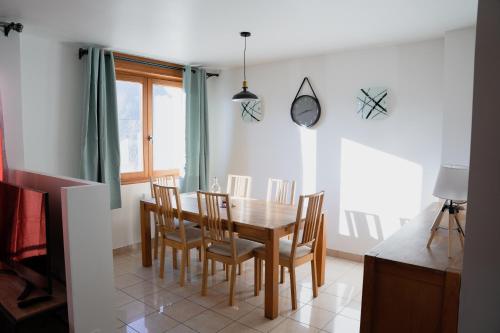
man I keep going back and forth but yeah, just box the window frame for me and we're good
[115,53,184,185]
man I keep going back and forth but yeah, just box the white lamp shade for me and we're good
[433,165,469,201]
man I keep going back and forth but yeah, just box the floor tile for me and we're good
[218,322,260,333]
[116,290,137,308]
[280,286,315,303]
[187,289,227,308]
[308,294,347,314]
[116,318,126,328]
[338,300,361,320]
[166,324,197,333]
[112,248,365,333]
[239,291,265,307]
[257,296,304,317]
[238,308,285,333]
[289,304,336,329]
[321,314,359,333]
[184,310,232,333]
[169,282,202,298]
[270,318,318,333]
[122,281,163,299]
[129,312,179,333]
[322,281,361,301]
[140,290,183,310]
[211,299,256,320]
[116,325,139,332]
[115,273,145,289]
[353,291,362,303]
[116,300,156,324]
[161,299,206,323]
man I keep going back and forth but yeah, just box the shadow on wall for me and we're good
[344,210,384,249]
[337,138,423,253]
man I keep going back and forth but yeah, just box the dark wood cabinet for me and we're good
[360,203,463,333]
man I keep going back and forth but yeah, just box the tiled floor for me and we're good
[113,247,363,333]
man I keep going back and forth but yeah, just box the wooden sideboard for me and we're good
[360,202,464,333]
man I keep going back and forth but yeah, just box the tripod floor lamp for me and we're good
[426,165,469,258]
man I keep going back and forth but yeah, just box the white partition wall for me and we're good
[7,169,114,333]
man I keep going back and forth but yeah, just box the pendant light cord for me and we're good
[243,36,247,81]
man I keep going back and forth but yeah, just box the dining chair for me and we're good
[197,191,261,306]
[266,178,296,282]
[267,178,296,206]
[154,184,203,286]
[226,174,252,198]
[150,170,179,260]
[254,191,325,310]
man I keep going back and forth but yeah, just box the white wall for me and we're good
[13,30,475,253]
[14,32,147,249]
[210,39,450,255]
[20,33,83,177]
[0,32,25,168]
[442,27,476,166]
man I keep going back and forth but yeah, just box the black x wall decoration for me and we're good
[357,88,389,119]
[241,100,263,122]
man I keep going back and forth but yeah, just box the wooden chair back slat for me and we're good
[197,191,237,259]
[150,169,180,198]
[266,178,296,205]
[227,174,252,198]
[154,184,186,241]
[291,191,324,259]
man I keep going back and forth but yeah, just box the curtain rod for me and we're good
[78,48,219,78]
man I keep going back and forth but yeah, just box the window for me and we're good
[115,53,185,184]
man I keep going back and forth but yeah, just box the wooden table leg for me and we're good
[315,214,326,286]
[264,229,279,319]
[140,201,152,267]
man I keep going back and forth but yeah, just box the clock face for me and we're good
[241,100,263,123]
[291,95,321,127]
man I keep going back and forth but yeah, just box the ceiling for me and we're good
[0,0,477,68]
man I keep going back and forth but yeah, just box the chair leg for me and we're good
[311,259,318,298]
[289,266,297,310]
[180,249,187,287]
[238,263,242,275]
[198,247,202,261]
[225,263,229,281]
[202,251,209,296]
[153,224,159,259]
[159,238,166,279]
[254,258,259,296]
[259,258,263,291]
[172,248,178,270]
[229,264,237,306]
[186,248,191,270]
[280,266,285,284]
[211,259,216,276]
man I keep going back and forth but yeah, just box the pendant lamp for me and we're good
[232,32,259,102]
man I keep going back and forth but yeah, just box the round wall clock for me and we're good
[241,100,263,123]
[291,77,321,128]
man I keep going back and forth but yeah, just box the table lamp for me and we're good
[426,165,469,257]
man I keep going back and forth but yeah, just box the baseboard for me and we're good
[327,248,364,263]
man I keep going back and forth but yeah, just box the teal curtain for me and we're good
[182,66,209,192]
[80,47,121,209]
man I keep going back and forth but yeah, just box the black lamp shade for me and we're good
[232,87,259,102]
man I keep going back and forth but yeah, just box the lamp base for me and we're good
[426,200,465,258]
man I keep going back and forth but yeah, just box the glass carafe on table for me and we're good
[210,177,221,193]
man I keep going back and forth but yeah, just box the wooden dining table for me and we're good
[139,193,326,319]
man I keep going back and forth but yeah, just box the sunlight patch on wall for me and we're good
[339,138,422,242]
[299,127,317,193]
